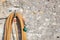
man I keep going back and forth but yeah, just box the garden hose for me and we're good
[4,12,27,40]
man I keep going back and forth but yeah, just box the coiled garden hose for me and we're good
[4,12,27,40]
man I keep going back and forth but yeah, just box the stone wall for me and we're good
[0,0,60,40]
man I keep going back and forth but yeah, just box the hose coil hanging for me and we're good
[4,12,26,40]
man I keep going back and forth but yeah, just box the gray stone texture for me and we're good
[0,0,60,40]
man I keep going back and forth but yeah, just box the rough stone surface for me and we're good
[0,0,60,40]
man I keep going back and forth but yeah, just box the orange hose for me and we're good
[4,12,26,40]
